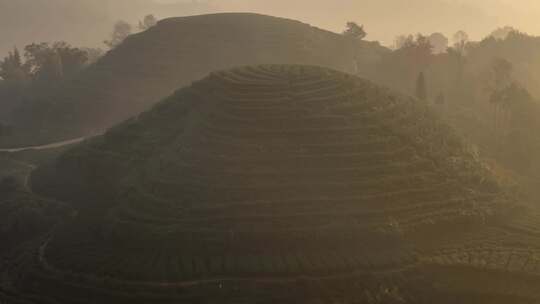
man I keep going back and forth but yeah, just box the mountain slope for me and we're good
[2,13,386,147]
[2,65,528,303]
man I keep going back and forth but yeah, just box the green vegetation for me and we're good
[0,42,96,127]
[364,30,540,200]
[2,65,534,303]
[0,13,386,148]
[0,144,75,254]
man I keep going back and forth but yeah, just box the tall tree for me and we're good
[24,42,61,81]
[416,72,427,101]
[487,57,513,92]
[486,58,514,141]
[452,30,469,54]
[104,21,133,49]
[52,42,88,78]
[0,47,29,85]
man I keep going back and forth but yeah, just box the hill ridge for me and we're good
[1,14,387,147]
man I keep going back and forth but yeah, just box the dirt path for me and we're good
[0,137,87,153]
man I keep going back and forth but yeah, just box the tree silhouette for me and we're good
[0,47,29,85]
[24,42,88,82]
[343,22,367,40]
[435,92,445,105]
[104,21,133,49]
[490,26,518,40]
[452,30,469,54]
[139,14,158,31]
[485,58,514,144]
[428,33,449,54]
[24,43,63,82]
[52,42,89,77]
[416,72,427,101]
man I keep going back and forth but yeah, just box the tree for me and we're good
[488,82,535,162]
[394,35,414,50]
[449,31,469,99]
[490,26,518,40]
[0,47,30,85]
[343,22,367,40]
[24,42,61,81]
[104,21,133,49]
[24,42,88,82]
[452,30,469,54]
[435,92,446,105]
[416,72,427,101]
[485,58,514,141]
[378,34,434,93]
[52,42,88,77]
[394,34,432,54]
[81,48,105,65]
[399,34,433,66]
[138,14,158,31]
[428,33,449,54]
[487,57,513,92]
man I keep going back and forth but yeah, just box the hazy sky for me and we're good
[2,0,540,57]
[205,0,540,44]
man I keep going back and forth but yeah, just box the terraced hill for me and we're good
[1,13,386,147]
[5,65,540,303]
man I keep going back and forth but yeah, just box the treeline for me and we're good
[339,24,540,178]
[0,43,99,132]
[0,14,158,134]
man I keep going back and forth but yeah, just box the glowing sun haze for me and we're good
[1,0,540,57]
[206,0,540,44]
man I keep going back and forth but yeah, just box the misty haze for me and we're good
[1,1,540,303]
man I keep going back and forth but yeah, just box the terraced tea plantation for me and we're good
[4,65,540,303]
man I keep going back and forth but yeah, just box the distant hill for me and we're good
[5,65,528,303]
[0,0,215,57]
[362,31,540,201]
[1,13,387,147]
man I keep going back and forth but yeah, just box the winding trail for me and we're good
[0,137,87,153]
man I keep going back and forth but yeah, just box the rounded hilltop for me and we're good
[18,65,516,304]
[2,13,386,147]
